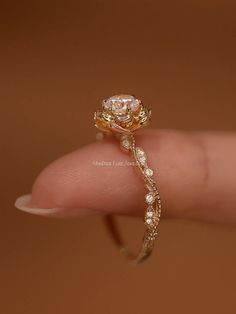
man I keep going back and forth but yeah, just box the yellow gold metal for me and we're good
[94,94,162,264]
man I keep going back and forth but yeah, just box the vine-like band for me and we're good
[94,95,162,264]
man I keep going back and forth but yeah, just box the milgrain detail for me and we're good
[120,134,162,263]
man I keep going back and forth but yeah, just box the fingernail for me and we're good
[14,194,99,218]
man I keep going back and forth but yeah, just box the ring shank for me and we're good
[104,215,155,264]
[96,131,161,264]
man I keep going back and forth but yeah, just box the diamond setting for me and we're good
[144,168,153,177]
[136,147,147,165]
[146,218,153,225]
[120,135,132,150]
[146,211,154,218]
[145,192,156,204]
[145,206,160,228]
[95,94,151,134]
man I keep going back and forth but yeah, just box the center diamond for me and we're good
[103,94,141,115]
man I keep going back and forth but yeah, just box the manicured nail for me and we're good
[14,194,99,218]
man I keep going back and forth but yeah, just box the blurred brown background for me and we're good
[1,1,236,313]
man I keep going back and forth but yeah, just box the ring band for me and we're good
[94,95,162,263]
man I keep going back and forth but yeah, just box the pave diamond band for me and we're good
[94,94,162,264]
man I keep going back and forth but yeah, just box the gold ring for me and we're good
[94,94,162,264]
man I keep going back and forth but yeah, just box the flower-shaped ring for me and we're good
[94,95,162,263]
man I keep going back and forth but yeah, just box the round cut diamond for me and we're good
[146,218,152,225]
[136,147,147,165]
[144,168,153,177]
[103,95,141,115]
[145,193,155,204]
[120,136,132,149]
[136,147,145,156]
[130,99,140,112]
[146,211,154,218]
[139,156,147,166]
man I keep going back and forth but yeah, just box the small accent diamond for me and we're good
[120,136,132,150]
[146,211,154,218]
[144,168,153,177]
[146,218,152,225]
[145,193,155,204]
[136,147,147,165]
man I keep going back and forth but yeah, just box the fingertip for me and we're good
[14,193,99,218]
[14,193,60,216]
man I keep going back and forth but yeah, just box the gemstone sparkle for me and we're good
[144,168,153,177]
[145,193,155,204]
[103,95,141,115]
[120,136,132,150]
[136,147,147,165]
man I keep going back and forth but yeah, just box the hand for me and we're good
[15,129,236,226]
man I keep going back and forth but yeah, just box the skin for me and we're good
[15,129,236,226]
